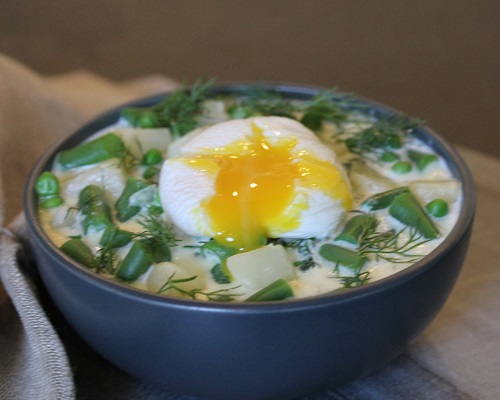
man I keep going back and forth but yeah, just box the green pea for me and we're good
[379,151,400,163]
[35,172,60,196]
[35,172,64,208]
[142,149,163,166]
[425,199,449,218]
[391,161,412,174]
[408,150,438,171]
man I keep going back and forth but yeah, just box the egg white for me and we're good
[159,116,351,240]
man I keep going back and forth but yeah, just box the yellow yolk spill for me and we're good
[193,123,352,251]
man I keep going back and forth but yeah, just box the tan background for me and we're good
[0,0,498,158]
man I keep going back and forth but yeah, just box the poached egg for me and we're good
[159,116,352,251]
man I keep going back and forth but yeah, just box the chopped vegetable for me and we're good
[56,133,124,170]
[319,244,367,269]
[60,239,97,269]
[115,177,149,222]
[408,150,438,171]
[116,241,154,281]
[391,161,412,174]
[389,192,440,239]
[246,279,294,302]
[335,214,378,245]
[362,186,410,210]
[35,171,63,208]
[78,185,112,234]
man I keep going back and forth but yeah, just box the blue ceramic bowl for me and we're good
[24,84,476,400]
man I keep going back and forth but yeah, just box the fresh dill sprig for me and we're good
[95,244,117,274]
[228,87,299,119]
[121,78,215,138]
[136,214,178,263]
[339,114,424,158]
[157,272,242,302]
[338,271,371,288]
[358,225,431,264]
[299,89,367,130]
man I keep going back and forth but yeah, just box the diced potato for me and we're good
[226,244,295,291]
[59,160,126,204]
[147,261,205,296]
[410,180,462,204]
[115,128,171,159]
[349,160,397,199]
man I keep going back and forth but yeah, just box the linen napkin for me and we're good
[0,52,499,400]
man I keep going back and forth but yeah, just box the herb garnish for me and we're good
[228,87,366,131]
[136,214,178,263]
[121,78,215,138]
[157,272,242,302]
[358,225,431,264]
[338,114,424,159]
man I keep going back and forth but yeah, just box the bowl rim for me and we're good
[23,82,477,313]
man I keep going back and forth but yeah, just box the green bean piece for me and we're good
[115,177,149,222]
[141,148,163,166]
[116,241,154,281]
[99,226,133,248]
[335,214,378,244]
[362,186,410,210]
[245,279,294,302]
[56,133,125,170]
[35,171,63,208]
[391,161,412,174]
[60,239,97,269]
[319,244,368,269]
[408,150,438,171]
[78,185,112,234]
[425,199,449,218]
[389,192,440,239]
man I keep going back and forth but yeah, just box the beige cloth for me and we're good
[0,52,499,399]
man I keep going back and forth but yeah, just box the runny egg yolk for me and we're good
[188,123,352,252]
